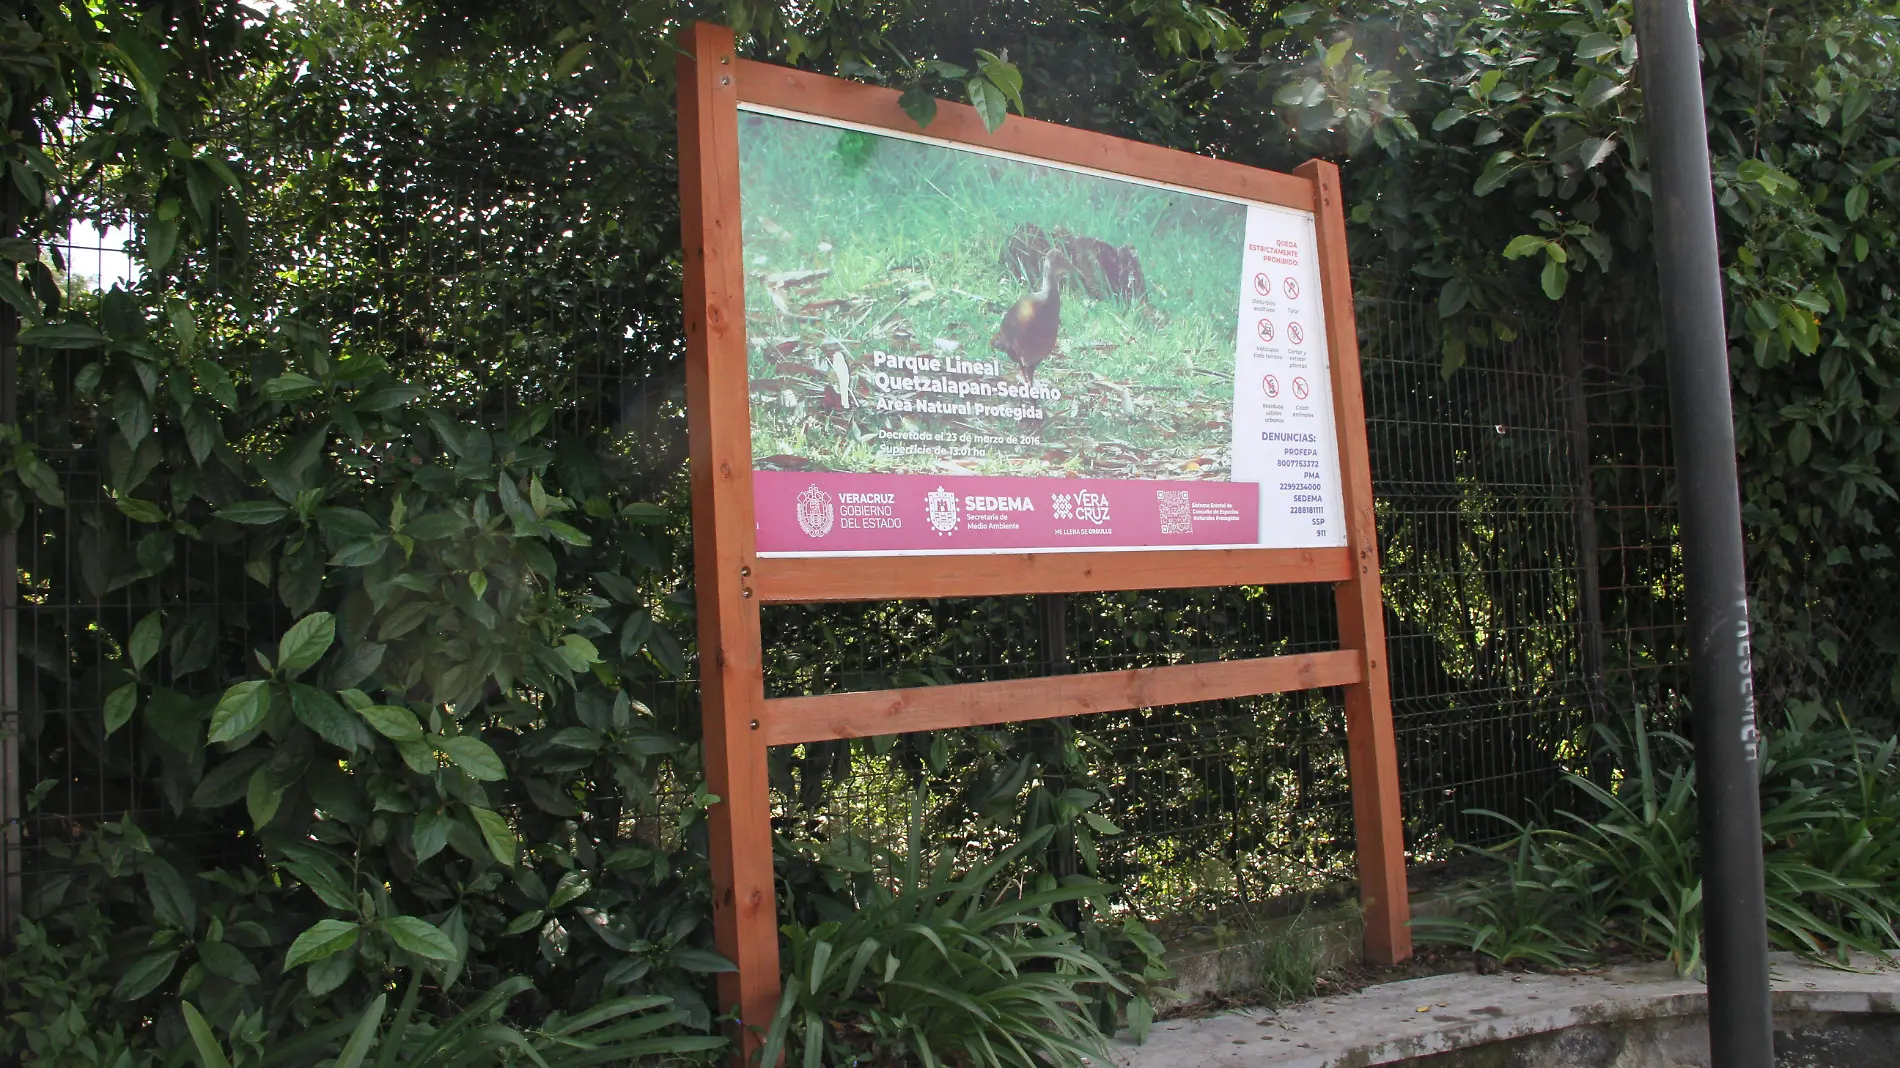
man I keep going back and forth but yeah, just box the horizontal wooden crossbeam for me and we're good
[736,60,1318,214]
[761,648,1364,745]
[754,546,1355,603]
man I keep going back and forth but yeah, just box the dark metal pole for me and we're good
[1632,2,1772,1064]
[1560,336,1607,735]
[0,176,20,937]
[1038,594,1070,676]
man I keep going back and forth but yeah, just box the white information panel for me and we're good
[1229,205,1348,547]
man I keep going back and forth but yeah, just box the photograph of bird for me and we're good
[992,250,1070,384]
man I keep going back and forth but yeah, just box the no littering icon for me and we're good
[1262,375,1280,398]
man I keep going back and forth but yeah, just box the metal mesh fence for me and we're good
[753,285,1673,922]
[1,146,1787,941]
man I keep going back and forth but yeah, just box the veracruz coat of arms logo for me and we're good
[795,484,835,538]
[925,486,959,535]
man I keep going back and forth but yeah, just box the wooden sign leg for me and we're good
[1296,158,1412,965]
[678,22,782,1060]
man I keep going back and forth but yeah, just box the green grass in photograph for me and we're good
[739,110,1246,480]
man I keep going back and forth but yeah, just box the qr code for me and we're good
[1157,490,1192,534]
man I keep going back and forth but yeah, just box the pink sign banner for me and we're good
[756,471,1260,555]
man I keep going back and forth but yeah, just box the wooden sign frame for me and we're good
[677,22,1408,1056]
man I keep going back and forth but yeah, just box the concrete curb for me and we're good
[1161,889,1477,1006]
[1115,953,1900,1067]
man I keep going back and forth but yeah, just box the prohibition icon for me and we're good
[1292,376,1311,400]
[1256,318,1275,343]
[1287,321,1306,346]
[1262,374,1280,398]
[1253,273,1272,296]
[1283,277,1300,299]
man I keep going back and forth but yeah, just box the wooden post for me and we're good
[1297,158,1412,964]
[676,22,781,1059]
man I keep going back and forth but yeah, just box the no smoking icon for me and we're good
[1287,321,1305,345]
[1292,377,1311,400]
[1283,277,1300,299]
[1253,273,1271,296]
[1262,375,1280,398]
[1256,319,1275,343]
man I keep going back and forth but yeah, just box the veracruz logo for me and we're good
[795,484,835,538]
[1051,489,1111,525]
[925,487,959,535]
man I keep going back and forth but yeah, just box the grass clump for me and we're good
[1255,921,1323,1006]
[1415,704,1900,974]
[761,802,1162,1068]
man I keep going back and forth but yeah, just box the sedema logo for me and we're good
[795,484,834,538]
[925,486,960,535]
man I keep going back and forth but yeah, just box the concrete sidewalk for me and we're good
[1114,953,1900,1067]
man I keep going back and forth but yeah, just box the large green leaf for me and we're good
[112,950,180,1000]
[206,680,271,744]
[437,735,505,781]
[413,810,453,861]
[278,612,337,675]
[181,1003,233,1068]
[966,76,1007,133]
[281,856,357,911]
[218,500,292,524]
[292,684,360,752]
[360,703,423,742]
[262,373,323,402]
[468,806,518,867]
[285,919,360,970]
[17,322,109,349]
[104,683,138,736]
[384,916,459,961]
[199,941,261,985]
[129,611,163,671]
[334,994,388,1068]
[143,858,197,931]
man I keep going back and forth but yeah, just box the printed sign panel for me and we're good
[739,105,1346,556]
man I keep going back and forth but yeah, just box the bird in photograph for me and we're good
[992,250,1070,384]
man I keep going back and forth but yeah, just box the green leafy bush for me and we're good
[1416,706,1900,974]
[177,973,723,1068]
[762,805,1163,1068]
[2,1,729,1057]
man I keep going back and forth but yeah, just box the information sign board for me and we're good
[675,24,1408,1062]
[739,107,1347,556]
